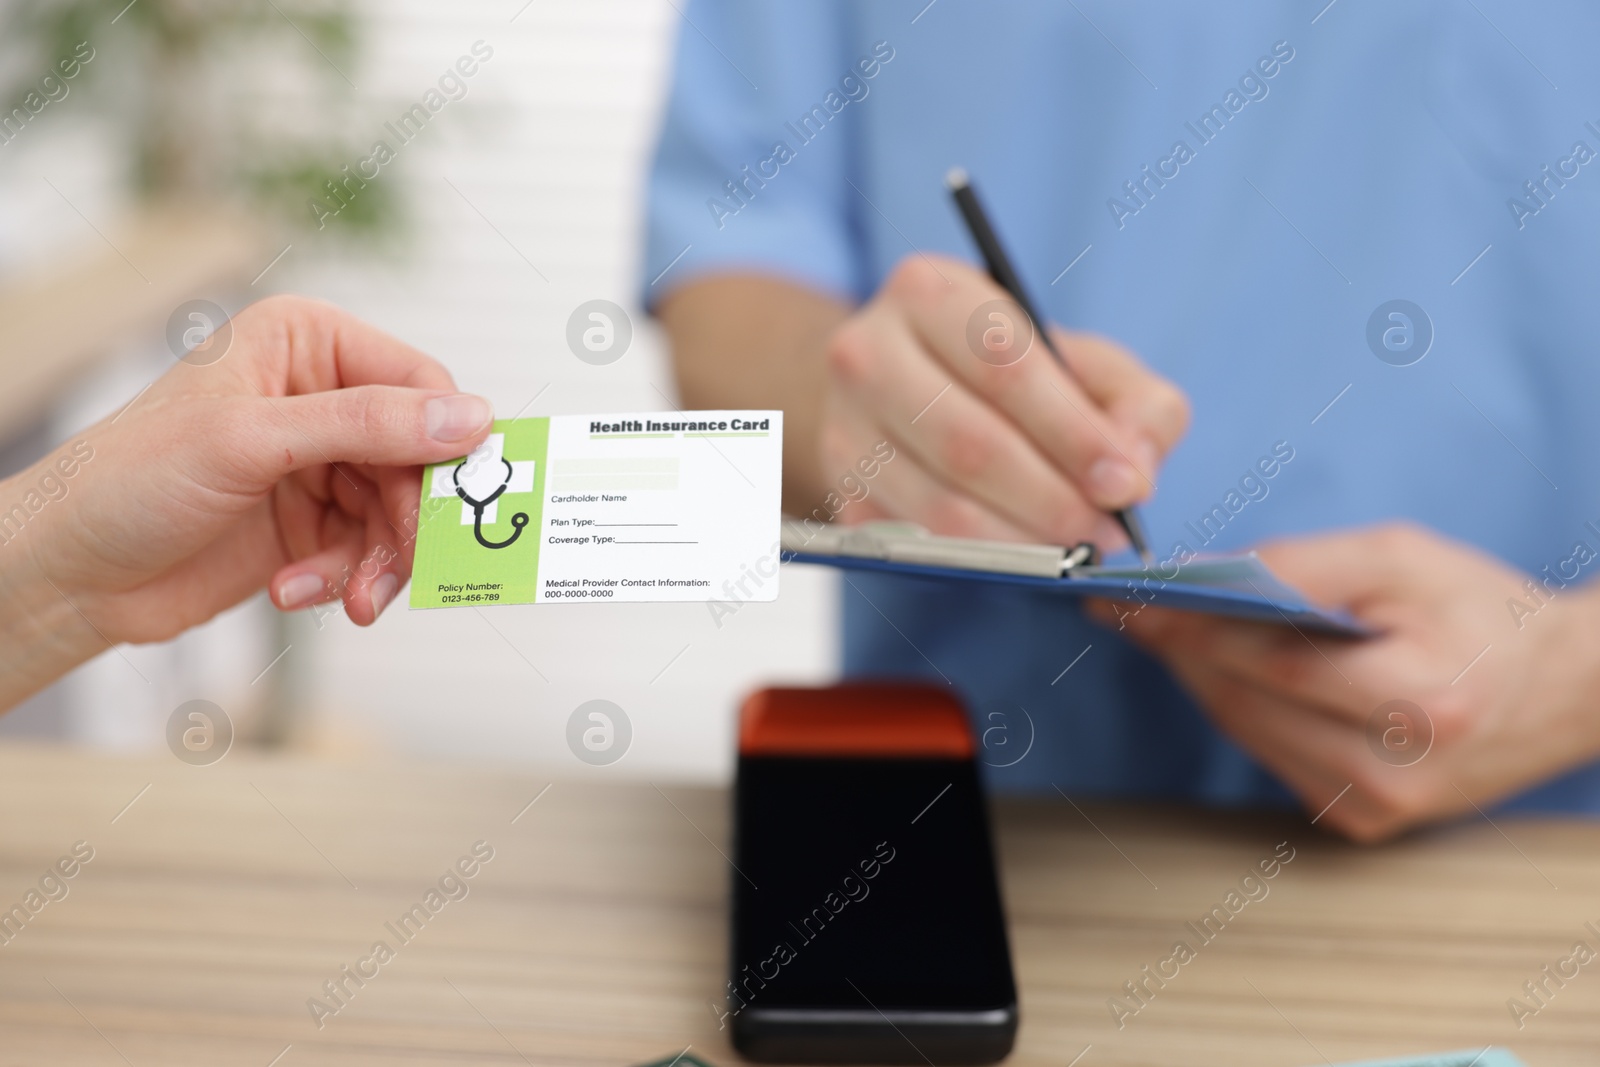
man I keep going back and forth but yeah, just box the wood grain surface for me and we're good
[0,744,1594,1066]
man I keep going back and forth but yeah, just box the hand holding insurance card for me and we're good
[410,411,782,607]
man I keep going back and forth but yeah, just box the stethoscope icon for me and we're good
[452,457,528,550]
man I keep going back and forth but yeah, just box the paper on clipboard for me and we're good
[779,521,1370,636]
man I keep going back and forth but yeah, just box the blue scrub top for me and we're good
[641,0,1600,813]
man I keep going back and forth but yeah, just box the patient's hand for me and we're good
[1097,523,1600,841]
[0,295,492,710]
[818,254,1189,546]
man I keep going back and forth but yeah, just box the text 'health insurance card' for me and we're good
[410,412,782,608]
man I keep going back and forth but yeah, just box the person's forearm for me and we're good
[658,274,849,515]
[0,466,102,713]
[1534,581,1600,761]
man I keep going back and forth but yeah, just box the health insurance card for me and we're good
[409,411,782,607]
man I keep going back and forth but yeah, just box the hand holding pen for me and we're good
[947,168,1160,563]
[810,181,1188,557]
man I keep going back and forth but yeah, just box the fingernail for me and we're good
[370,573,399,617]
[425,394,492,442]
[278,573,326,609]
[1088,457,1137,503]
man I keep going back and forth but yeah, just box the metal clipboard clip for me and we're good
[780,520,1099,578]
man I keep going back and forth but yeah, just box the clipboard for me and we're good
[779,521,1371,637]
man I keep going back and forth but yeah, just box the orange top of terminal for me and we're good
[738,684,974,759]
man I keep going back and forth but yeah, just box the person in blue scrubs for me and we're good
[642,0,1600,840]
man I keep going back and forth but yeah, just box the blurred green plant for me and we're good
[1,0,402,240]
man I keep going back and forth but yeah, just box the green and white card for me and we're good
[409,411,782,608]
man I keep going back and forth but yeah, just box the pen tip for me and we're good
[944,166,969,191]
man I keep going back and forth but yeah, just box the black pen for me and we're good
[945,166,1154,566]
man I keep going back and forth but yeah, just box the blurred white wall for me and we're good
[0,0,840,782]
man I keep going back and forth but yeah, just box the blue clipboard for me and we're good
[780,522,1370,637]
